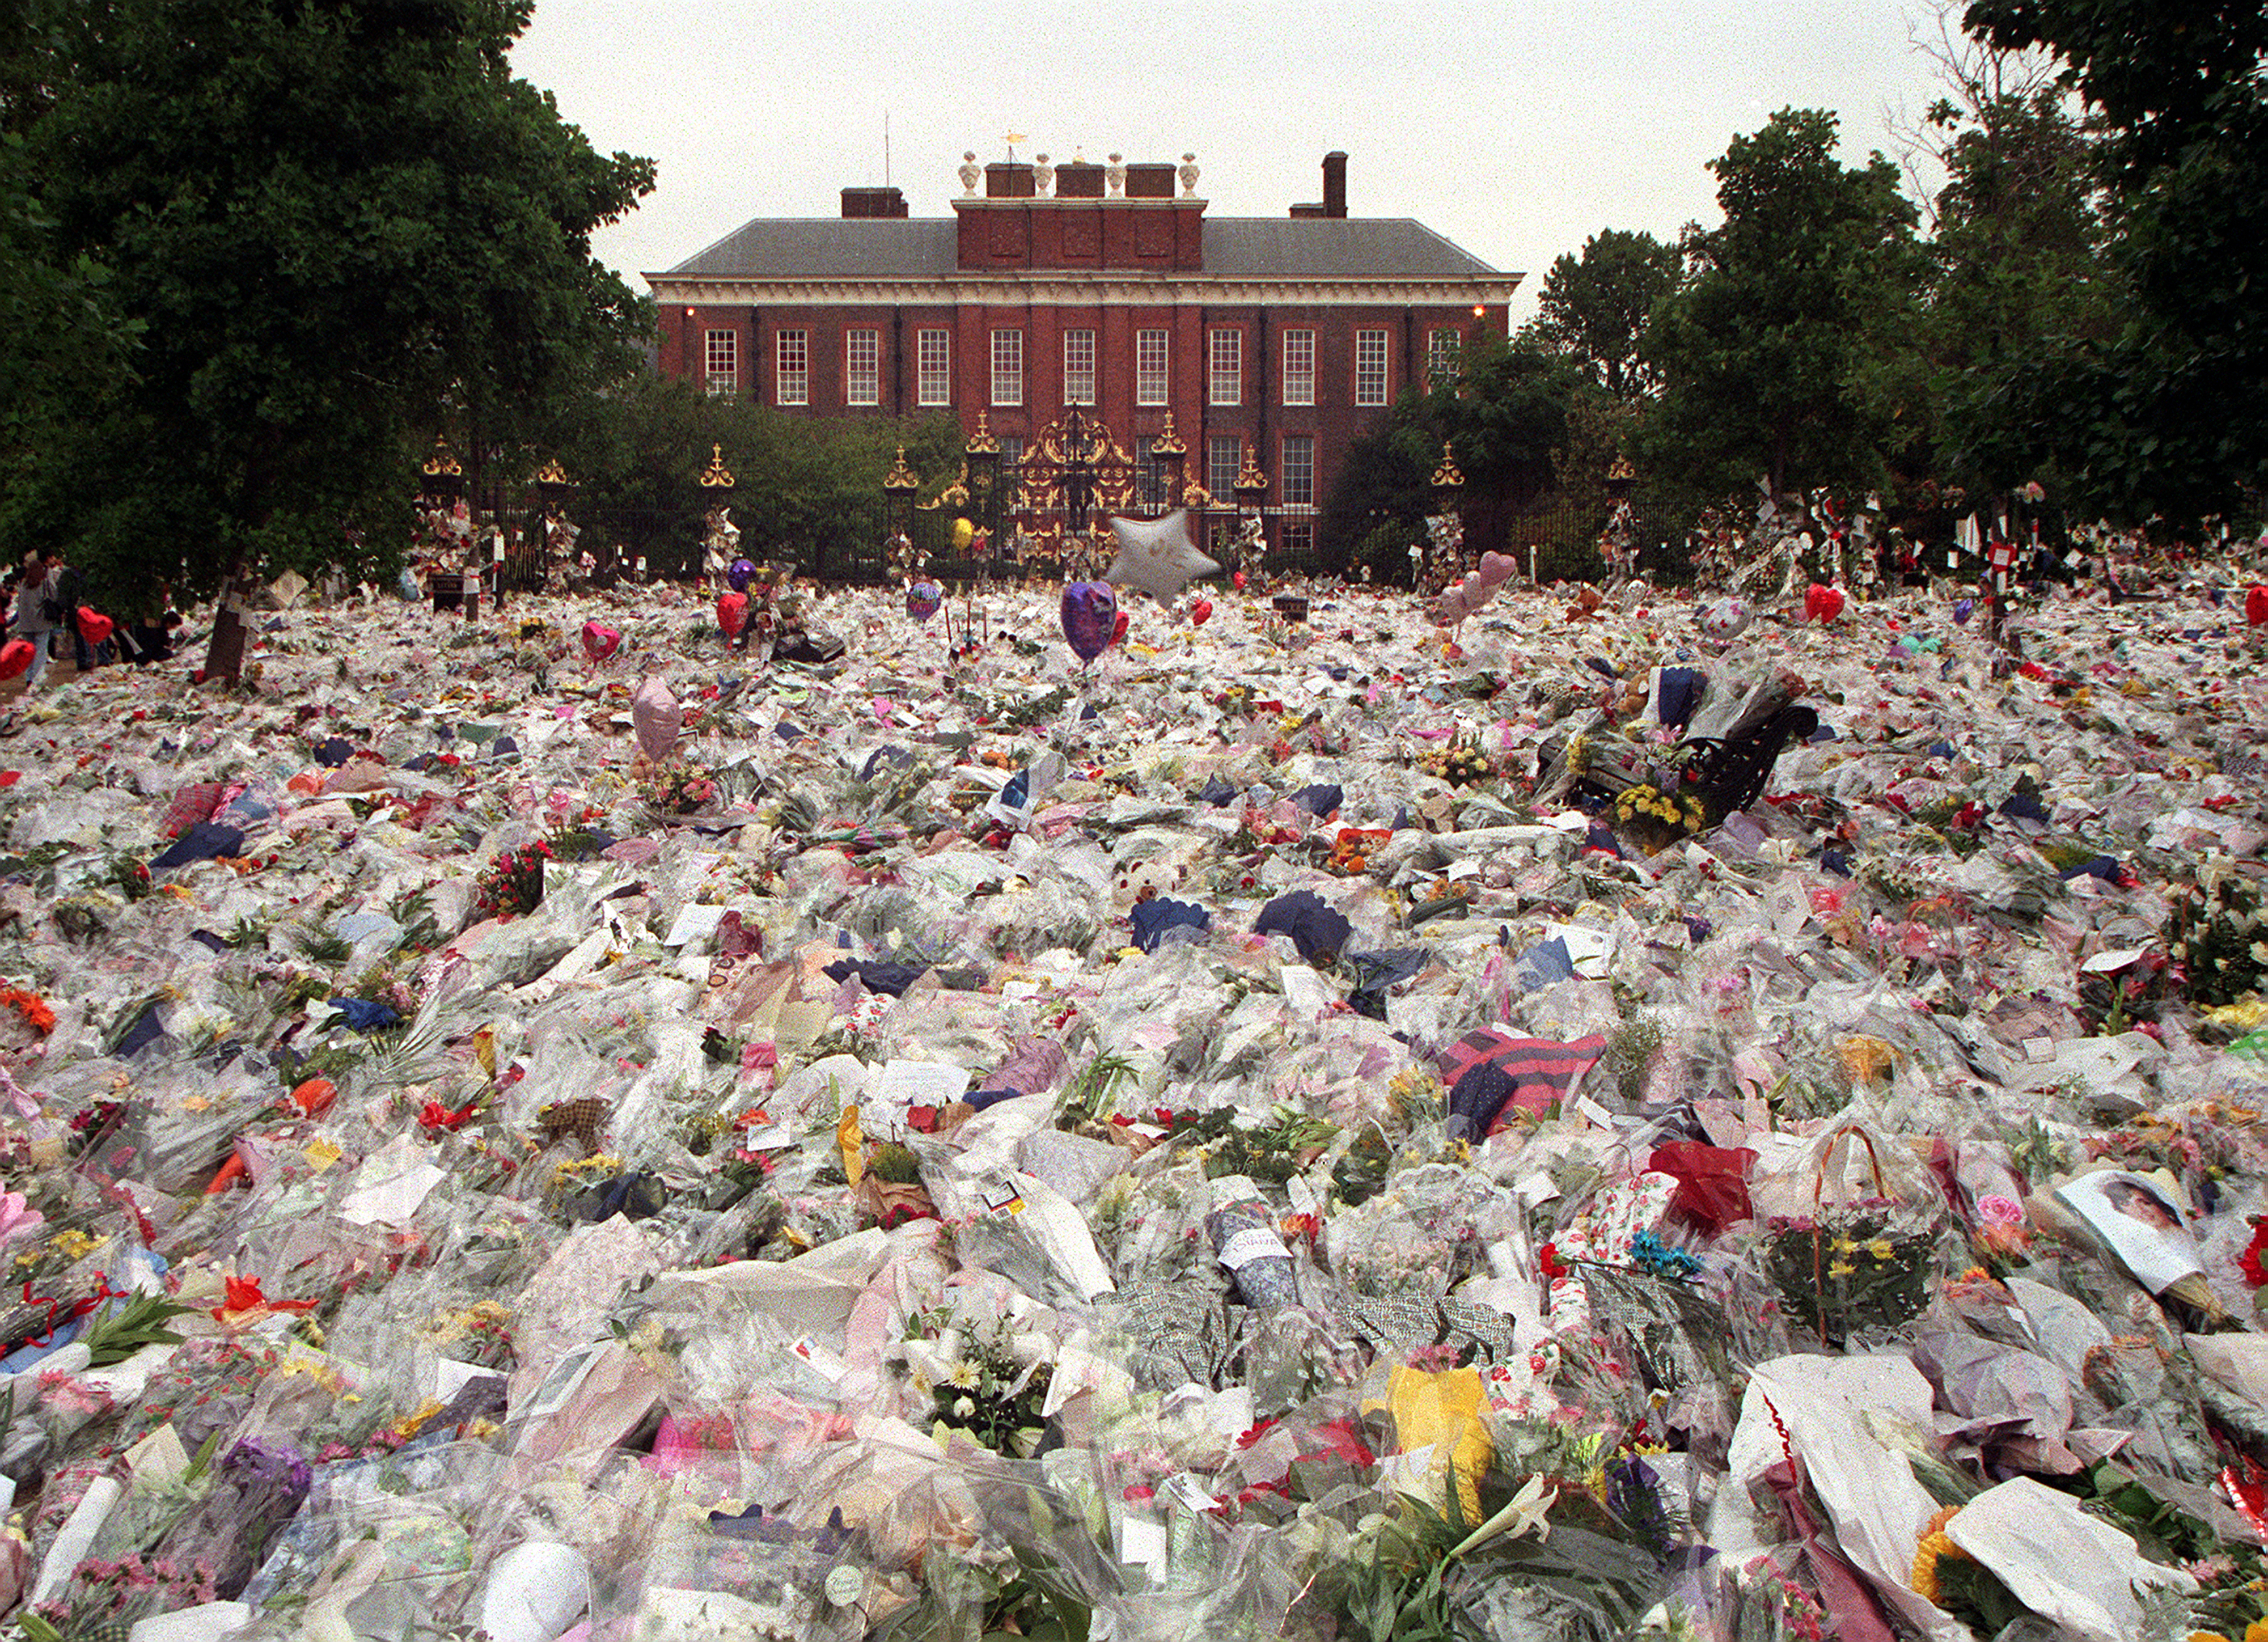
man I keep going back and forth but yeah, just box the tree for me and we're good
[1316,329,1582,580]
[1961,0,2268,524]
[1528,230,1681,401]
[2,0,654,622]
[1640,109,1925,503]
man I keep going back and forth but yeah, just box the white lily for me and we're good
[1448,1472,1556,1558]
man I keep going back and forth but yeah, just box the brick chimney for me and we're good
[841,187,907,218]
[1323,151,1347,218]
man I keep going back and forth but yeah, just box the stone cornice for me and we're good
[646,274,1524,308]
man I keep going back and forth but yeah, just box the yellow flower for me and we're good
[1829,1259,1856,1279]
[1868,1239,1896,1261]
[1911,1506,1970,1602]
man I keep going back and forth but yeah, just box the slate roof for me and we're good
[651,216,1507,283]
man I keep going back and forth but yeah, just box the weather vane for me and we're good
[1004,132,1027,165]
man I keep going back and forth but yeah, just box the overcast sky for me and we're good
[512,0,1974,320]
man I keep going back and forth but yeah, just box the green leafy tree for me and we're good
[1962,0,2268,525]
[1317,329,1582,581]
[1911,83,2118,493]
[562,374,966,582]
[1529,229,1682,401]
[3,0,654,625]
[1640,108,1926,503]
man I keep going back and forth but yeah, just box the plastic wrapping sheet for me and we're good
[10,575,2268,1637]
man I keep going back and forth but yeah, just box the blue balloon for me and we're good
[1952,598,1974,625]
[727,558,757,593]
[906,579,942,622]
[1060,581,1116,663]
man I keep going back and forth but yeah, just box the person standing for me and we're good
[11,553,59,689]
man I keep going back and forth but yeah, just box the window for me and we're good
[1282,329,1315,406]
[1208,329,1241,406]
[917,329,951,406]
[1280,521,1314,558]
[1427,327,1461,388]
[703,329,737,397]
[1136,328,1169,406]
[1063,329,1095,405]
[1207,434,1241,501]
[1355,329,1389,406]
[775,329,808,407]
[845,329,879,406]
[991,329,1023,407]
[1281,434,1315,508]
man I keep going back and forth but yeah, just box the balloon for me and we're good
[1190,597,1213,627]
[1475,551,1517,589]
[1111,611,1129,647]
[1952,598,1974,626]
[1434,586,1469,625]
[0,640,29,681]
[1698,597,1751,644]
[2247,586,2268,627]
[727,558,756,593]
[1060,581,1116,663]
[951,518,974,552]
[1105,510,1220,602]
[905,580,942,623]
[74,607,113,647]
[581,620,621,663]
[716,591,748,638]
[631,676,682,762]
[1803,583,1844,623]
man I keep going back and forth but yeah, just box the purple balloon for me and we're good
[906,579,942,623]
[727,558,756,593]
[1061,580,1117,663]
[1953,598,1974,625]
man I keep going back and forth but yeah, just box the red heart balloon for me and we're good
[1190,598,1213,627]
[1111,611,1129,646]
[2247,585,2268,627]
[0,640,31,681]
[75,607,113,646]
[716,592,748,638]
[1804,583,1844,623]
[1232,571,1247,591]
[581,620,621,663]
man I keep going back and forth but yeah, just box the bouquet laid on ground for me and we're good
[2167,859,2268,1006]
[896,1305,1053,1458]
[1418,733,1499,787]
[642,759,721,817]
[471,839,549,922]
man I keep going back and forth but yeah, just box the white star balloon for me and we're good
[1105,510,1220,603]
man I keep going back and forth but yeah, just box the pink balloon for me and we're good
[631,676,682,762]
[1434,587,1468,625]
[581,620,621,663]
[1476,552,1517,589]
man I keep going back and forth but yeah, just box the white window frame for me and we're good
[1281,434,1315,509]
[1136,328,1169,407]
[1207,434,1240,501]
[1427,327,1461,387]
[1208,329,1241,407]
[1355,329,1389,407]
[775,329,809,407]
[917,329,951,406]
[1282,329,1315,406]
[991,329,1023,407]
[703,329,737,397]
[1063,329,1096,406]
[845,328,879,407]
